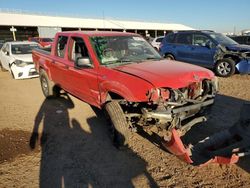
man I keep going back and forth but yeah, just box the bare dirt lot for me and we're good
[0,71,250,188]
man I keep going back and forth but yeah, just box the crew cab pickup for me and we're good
[32,31,218,163]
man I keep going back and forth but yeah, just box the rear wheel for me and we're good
[39,69,60,98]
[164,54,175,60]
[105,101,130,148]
[215,58,235,77]
[0,61,7,72]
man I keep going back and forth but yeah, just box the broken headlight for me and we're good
[14,60,29,67]
[146,88,170,102]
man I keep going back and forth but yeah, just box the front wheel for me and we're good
[105,101,130,148]
[215,58,235,77]
[39,69,60,98]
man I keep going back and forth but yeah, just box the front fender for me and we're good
[99,81,143,104]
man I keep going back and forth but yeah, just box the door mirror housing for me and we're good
[2,50,9,56]
[75,57,92,68]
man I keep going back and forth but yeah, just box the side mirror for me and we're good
[205,41,213,49]
[75,57,92,68]
[3,51,9,56]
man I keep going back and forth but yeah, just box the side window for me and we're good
[69,37,90,62]
[165,33,175,43]
[175,33,192,45]
[56,36,68,58]
[193,34,210,46]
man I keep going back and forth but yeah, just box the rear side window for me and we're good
[165,33,175,43]
[175,33,192,45]
[56,36,68,58]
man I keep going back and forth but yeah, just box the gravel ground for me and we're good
[0,71,250,188]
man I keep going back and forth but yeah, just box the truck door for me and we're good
[64,36,99,106]
[50,35,69,85]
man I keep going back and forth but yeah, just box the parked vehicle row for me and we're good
[229,35,250,45]
[1,30,248,165]
[159,30,250,77]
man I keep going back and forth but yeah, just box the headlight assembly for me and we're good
[14,60,28,67]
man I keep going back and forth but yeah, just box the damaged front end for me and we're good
[215,45,250,74]
[121,78,219,164]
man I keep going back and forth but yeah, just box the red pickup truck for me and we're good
[32,31,218,163]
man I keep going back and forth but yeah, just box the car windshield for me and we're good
[90,35,162,66]
[11,44,39,54]
[208,33,238,46]
[41,38,53,42]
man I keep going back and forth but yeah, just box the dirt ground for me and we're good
[0,70,250,188]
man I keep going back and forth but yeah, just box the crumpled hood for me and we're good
[12,54,33,62]
[114,60,214,89]
[226,44,250,52]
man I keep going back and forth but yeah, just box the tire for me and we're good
[39,69,60,98]
[105,101,130,148]
[0,61,7,72]
[215,58,235,77]
[164,54,175,60]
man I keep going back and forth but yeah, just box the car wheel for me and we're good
[105,101,130,149]
[39,69,60,98]
[215,58,235,77]
[164,54,175,60]
[0,61,7,72]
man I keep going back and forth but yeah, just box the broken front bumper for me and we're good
[162,129,240,165]
[162,103,250,166]
[236,59,250,74]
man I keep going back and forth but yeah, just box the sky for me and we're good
[1,0,250,33]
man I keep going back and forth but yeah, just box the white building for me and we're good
[0,10,194,41]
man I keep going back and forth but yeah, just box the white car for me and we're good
[0,41,39,79]
[151,36,164,51]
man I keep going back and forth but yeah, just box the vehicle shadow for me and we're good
[29,95,159,188]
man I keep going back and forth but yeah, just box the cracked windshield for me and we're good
[91,35,162,66]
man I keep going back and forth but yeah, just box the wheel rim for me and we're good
[41,76,48,95]
[217,61,231,76]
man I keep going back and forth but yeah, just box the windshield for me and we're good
[90,35,162,66]
[41,38,53,42]
[208,33,238,46]
[11,44,39,54]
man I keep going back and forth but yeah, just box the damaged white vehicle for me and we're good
[0,41,39,79]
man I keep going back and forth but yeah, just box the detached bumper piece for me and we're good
[162,103,250,166]
[236,58,250,74]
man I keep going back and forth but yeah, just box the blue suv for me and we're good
[160,30,250,77]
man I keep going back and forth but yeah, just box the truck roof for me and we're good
[57,31,140,37]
